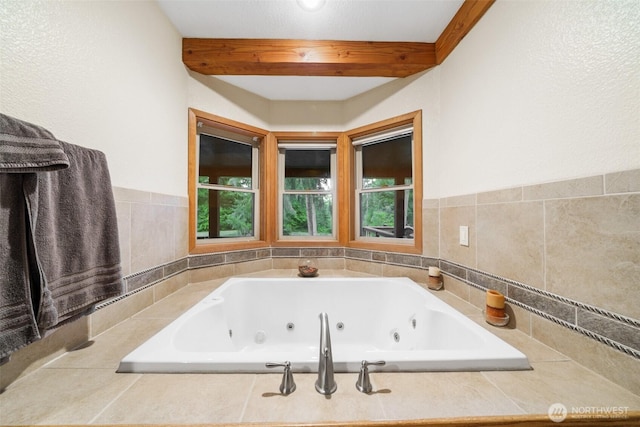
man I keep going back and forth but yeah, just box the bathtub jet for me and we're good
[118,277,531,373]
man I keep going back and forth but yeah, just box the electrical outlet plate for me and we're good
[459,226,469,246]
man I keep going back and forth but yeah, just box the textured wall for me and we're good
[437,0,640,197]
[187,71,271,131]
[0,0,189,196]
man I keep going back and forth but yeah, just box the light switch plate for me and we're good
[459,226,469,246]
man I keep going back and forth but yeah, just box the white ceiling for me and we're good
[158,0,464,101]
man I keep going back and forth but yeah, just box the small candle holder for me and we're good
[427,266,443,290]
[485,289,508,326]
[427,276,443,290]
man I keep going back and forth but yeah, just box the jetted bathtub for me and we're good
[118,277,530,373]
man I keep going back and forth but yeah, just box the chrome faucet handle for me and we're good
[266,361,296,395]
[355,360,385,393]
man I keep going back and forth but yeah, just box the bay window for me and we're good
[188,108,421,254]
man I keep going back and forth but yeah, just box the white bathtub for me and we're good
[118,277,530,373]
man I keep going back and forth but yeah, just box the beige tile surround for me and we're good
[112,187,189,277]
[436,169,640,394]
[2,270,639,426]
[439,169,639,321]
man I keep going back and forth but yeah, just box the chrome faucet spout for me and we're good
[315,312,337,395]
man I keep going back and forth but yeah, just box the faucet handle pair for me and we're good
[356,360,386,393]
[267,358,385,395]
[266,361,296,395]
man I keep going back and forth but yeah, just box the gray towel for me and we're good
[29,141,123,328]
[1,114,69,360]
[0,113,69,172]
[1,114,122,360]
[0,173,42,360]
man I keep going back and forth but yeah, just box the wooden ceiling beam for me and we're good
[435,0,496,64]
[183,39,436,77]
[181,0,495,78]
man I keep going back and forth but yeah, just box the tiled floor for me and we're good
[2,270,639,425]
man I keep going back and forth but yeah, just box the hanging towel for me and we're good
[0,113,70,172]
[0,173,41,360]
[28,141,123,328]
[1,113,70,360]
[0,114,123,360]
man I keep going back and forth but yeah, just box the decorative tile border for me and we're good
[126,267,164,293]
[97,246,640,361]
[188,253,225,268]
[94,258,189,309]
[345,248,438,269]
[441,259,640,360]
[272,247,345,258]
[164,258,188,277]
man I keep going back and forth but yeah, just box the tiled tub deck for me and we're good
[1,270,639,425]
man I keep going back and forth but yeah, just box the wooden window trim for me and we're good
[269,131,345,248]
[188,108,270,254]
[344,110,423,254]
[189,109,422,255]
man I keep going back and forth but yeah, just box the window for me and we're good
[355,126,413,239]
[188,109,268,253]
[197,132,258,240]
[188,109,421,255]
[346,111,422,253]
[278,141,337,240]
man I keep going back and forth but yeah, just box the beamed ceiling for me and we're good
[162,0,495,100]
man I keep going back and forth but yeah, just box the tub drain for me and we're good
[255,330,267,344]
[336,322,344,331]
[393,331,400,342]
[286,322,295,331]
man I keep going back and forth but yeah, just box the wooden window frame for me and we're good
[188,109,421,255]
[344,110,423,254]
[188,108,269,254]
[268,132,345,248]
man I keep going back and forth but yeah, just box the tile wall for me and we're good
[436,168,640,393]
[0,187,192,389]
[112,187,189,278]
[2,170,638,395]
